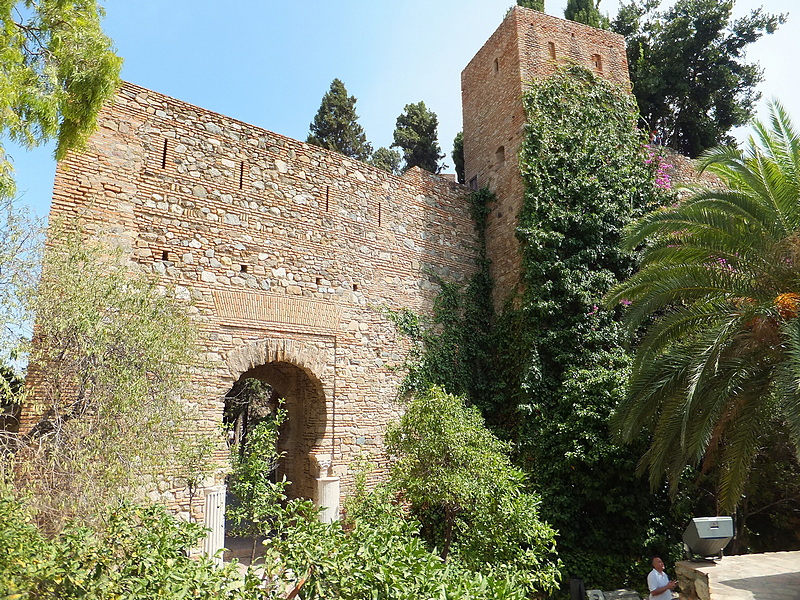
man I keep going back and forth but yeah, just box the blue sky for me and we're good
[8,0,798,218]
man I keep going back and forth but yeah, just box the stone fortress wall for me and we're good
[43,81,479,522]
[36,7,717,530]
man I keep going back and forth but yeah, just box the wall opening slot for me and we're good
[161,139,168,168]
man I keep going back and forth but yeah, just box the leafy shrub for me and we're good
[384,386,562,596]
[0,495,260,600]
[270,471,531,600]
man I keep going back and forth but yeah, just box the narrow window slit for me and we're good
[160,139,168,168]
[239,162,245,189]
[325,186,330,212]
[378,202,382,227]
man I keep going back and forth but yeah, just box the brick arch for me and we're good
[222,337,331,501]
[225,337,327,384]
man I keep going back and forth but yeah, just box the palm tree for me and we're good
[606,101,800,512]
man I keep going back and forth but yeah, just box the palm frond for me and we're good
[612,104,800,511]
[717,390,773,513]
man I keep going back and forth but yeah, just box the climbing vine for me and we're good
[388,65,694,590]
[493,65,687,589]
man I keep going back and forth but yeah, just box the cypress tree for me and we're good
[452,132,465,184]
[392,102,445,174]
[307,79,372,161]
[564,0,608,28]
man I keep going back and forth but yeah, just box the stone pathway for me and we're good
[677,551,800,600]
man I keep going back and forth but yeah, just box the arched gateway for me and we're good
[224,338,332,503]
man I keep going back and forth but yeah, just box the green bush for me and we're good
[384,387,562,596]
[0,496,259,600]
[271,473,531,600]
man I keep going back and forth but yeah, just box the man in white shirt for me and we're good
[648,556,677,600]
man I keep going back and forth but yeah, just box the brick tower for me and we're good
[461,7,630,305]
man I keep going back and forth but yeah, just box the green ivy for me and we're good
[386,66,695,592]
[493,65,689,590]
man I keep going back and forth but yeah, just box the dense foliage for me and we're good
[385,387,561,595]
[517,0,545,11]
[391,66,686,590]
[0,496,263,600]
[392,101,446,173]
[307,78,373,161]
[272,474,536,600]
[564,0,609,28]
[8,228,207,532]
[491,64,680,589]
[606,101,800,513]
[0,0,121,199]
[612,0,785,157]
[369,146,402,175]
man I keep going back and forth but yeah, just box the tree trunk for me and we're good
[441,508,454,561]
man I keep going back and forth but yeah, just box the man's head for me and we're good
[652,556,665,572]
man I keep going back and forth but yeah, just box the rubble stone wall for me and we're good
[40,81,478,520]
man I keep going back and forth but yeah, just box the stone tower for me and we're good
[461,7,630,305]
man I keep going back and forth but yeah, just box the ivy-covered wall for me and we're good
[499,64,683,589]
[396,65,692,591]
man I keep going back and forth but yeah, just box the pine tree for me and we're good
[392,102,445,174]
[307,79,372,161]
